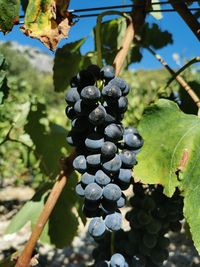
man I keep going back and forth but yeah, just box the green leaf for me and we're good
[7,174,79,247]
[134,99,200,253]
[142,23,173,49]
[53,38,88,92]
[0,0,20,33]
[94,17,126,66]
[24,102,70,177]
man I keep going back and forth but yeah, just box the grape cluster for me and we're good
[65,65,143,241]
[114,184,184,267]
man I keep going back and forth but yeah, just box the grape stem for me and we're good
[113,0,149,76]
[168,0,200,41]
[15,150,76,267]
[145,45,200,109]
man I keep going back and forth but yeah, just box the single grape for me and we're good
[104,124,123,142]
[110,253,125,267]
[75,182,85,197]
[100,65,115,80]
[108,77,127,91]
[105,212,122,231]
[118,168,132,184]
[65,106,76,120]
[85,133,104,152]
[101,141,117,160]
[102,84,122,99]
[102,155,122,174]
[81,85,100,104]
[124,133,144,150]
[145,218,161,234]
[65,87,80,104]
[73,155,87,173]
[81,172,95,186]
[88,217,106,238]
[89,105,106,125]
[103,184,121,202]
[120,150,137,168]
[137,210,152,225]
[143,233,157,248]
[85,182,103,201]
[117,193,126,208]
[86,154,101,168]
[95,170,111,186]
[117,96,128,113]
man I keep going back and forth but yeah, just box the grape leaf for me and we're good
[134,99,200,253]
[94,17,126,65]
[24,102,71,177]
[0,0,20,33]
[21,0,72,50]
[6,173,79,248]
[142,23,173,49]
[53,38,90,92]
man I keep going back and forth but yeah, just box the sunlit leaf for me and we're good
[21,0,72,50]
[134,99,200,253]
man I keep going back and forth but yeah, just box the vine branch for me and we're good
[15,151,76,267]
[146,46,200,108]
[168,0,200,41]
[165,56,200,89]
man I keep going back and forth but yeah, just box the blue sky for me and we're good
[0,0,199,70]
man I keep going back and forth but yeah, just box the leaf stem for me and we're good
[146,46,200,108]
[95,11,130,68]
[15,151,76,267]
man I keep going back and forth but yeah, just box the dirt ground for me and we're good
[0,181,200,267]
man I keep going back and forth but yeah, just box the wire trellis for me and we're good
[18,1,200,23]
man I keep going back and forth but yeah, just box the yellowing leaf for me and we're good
[21,0,72,50]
